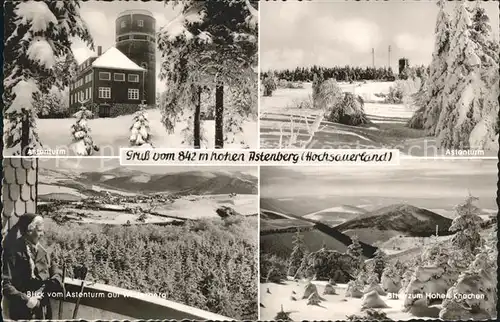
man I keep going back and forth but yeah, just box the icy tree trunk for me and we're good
[194,86,202,149]
[215,83,224,149]
[21,117,30,156]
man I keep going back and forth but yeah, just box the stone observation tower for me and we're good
[115,9,156,106]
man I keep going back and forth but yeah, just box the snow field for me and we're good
[260,280,414,321]
[25,109,257,156]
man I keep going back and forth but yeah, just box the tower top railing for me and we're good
[117,9,155,18]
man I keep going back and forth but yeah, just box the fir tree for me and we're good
[262,73,277,97]
[449,193,484,255]
[70,102,99,156]
[435,2,486,149]
[420,0,451,135]
[160,0,258,149]
[130,102,153,148]
[468,3,499,149]
[224,73,257,147]
[371,249,387,280]
[3,0,93,155]
[287,230,307,277]
[346,235,364,273]
[312,72,325,108]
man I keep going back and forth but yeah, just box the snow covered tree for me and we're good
[130,102,153,148]
[224,72,258,148]
[415,0,451,134]
[70,101,99,156]
[468,4,499,149]
[435,2,496,149]
[346,235,364,273]
[312,72,325,108]
[3,0,93,155]
[262,73,277,97]
[381,263,402,293]
[371,249,387,280]
[158,25,207,148]
[34,86,69,118]
[159,0,258,149]
[287,229,308,277]
[440,249,497,320]
[449,193,484,255]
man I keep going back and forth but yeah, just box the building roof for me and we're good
[92,47,145,71]
[117,9,154,18]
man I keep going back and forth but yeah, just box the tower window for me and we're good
[138,20,144,27]
[141,62,148,70]
[121,21,126,28]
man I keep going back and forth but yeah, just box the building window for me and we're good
[138,20,144,27]
[121,21,126,28]
[99,87,111,99]
[114,73,125,81]
[128,74,139,83]
[85,89,88,100]
[99,72,111,80]
[128,88,140,100]
[70,95,73,105]
[89,88,92,99]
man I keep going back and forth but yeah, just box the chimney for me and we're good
[97,46,102,56]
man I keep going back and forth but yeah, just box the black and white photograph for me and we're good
[260,0,499,156]
[3,0,258,157]
[259,159,497,320]
[2,158,258,320]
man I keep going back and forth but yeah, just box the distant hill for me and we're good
[336,204,453,237]
[40,167,258,196]
[260,223,378,260]
[260,205,378,259]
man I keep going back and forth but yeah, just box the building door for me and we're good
[99,104,111,118]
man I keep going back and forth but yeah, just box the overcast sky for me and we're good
[71,1,180,93]
[261,0,500,71]
[260,159,497,208]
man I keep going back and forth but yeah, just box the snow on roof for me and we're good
[91,47,145,71]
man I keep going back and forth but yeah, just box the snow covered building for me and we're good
[69,46,146,117]
[69,9,156,118]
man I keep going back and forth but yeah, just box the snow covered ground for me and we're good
[38,183,87,198]
[260,280,414,321]
[260,81,498,156]
[152,194,257,219]
[16,109,257,156]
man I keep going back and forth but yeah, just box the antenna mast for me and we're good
[388,45,391,69]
